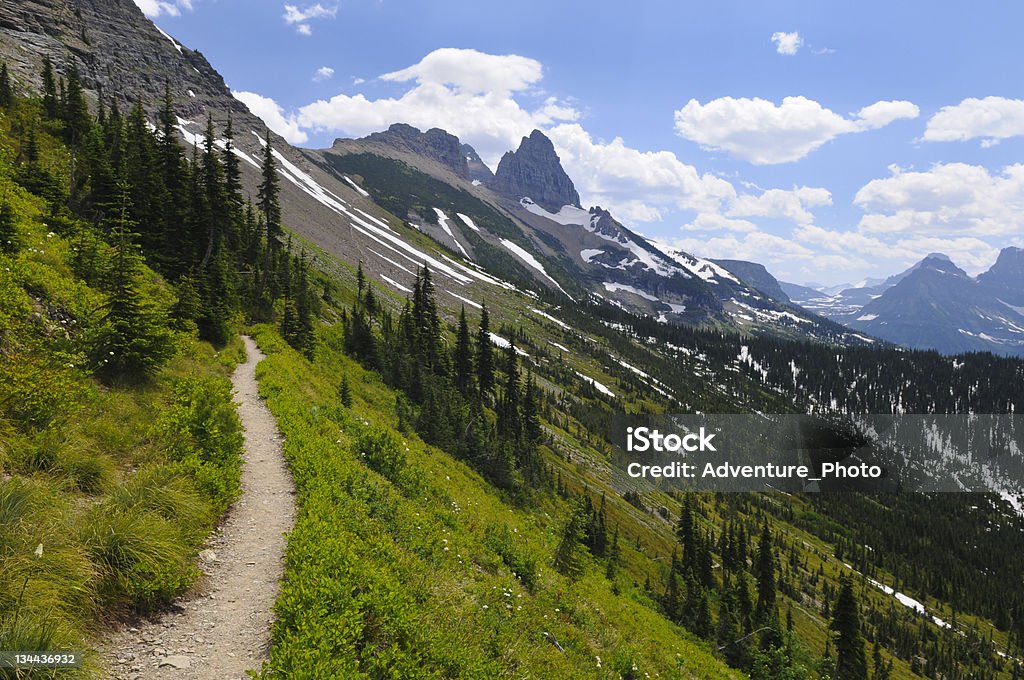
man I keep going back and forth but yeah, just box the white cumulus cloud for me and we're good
[134,0,193,18]
[283,3,337,35]
[923,96,1024,147]
[545,123,737,222]
[771,31,803,55]
[854,162,1024,238]
[313,66,334,82]
[727,186,832,225]
[674,96,919,164]
[232,90,309,145]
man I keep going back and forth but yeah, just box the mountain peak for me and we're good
[362,123,471,178]
[492,129,581,212]
[917,252,963,275]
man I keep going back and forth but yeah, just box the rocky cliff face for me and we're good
[979,247,1024,306]
[363,123,471,178]
[713,259,791,303]
[492,129,580,212]
[0,0,252,123]
[462,143,494,184]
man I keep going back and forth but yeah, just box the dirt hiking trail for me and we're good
[102,335,294,679]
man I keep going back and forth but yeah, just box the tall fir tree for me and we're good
[257,128,281,248]
[831,575,869,680]
[0,62,12,109]
[41,56,58,119]
[476,303,495,397]
[454,306,474,396]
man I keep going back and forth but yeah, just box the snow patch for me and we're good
[155,25,183,54]
[520,197,590,226]
[489,332,529,356]
[434,208,470,259]
[456,213,481,232]
[574,370,615,397]
[603,282,658,302]
[530,307,571,330]
[447,290,482,309]
[580,248,605,263]
[380,274,412,294]
[856,313,879,321]
[499,239,573,299]
[343,175,371,197]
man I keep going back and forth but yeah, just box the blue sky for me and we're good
[139,0,1024,286]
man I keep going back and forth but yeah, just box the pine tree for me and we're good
[454,306,474,395]
[553,497,588,579]
[476,303,495,397]
[831,575,869,680]
[91,192,174,382]
[222,113,242,213]
[498,341,521,438]
[157,84,188,275]
[257,128,281,247]
[41,57,58,119]
[338,374,353,408]
[0,62,12,109]
[755,523,778,627]
[605,526,620,580]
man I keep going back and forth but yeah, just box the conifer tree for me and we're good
[41,57,58,119]
[454,306,474,395]
[257,128,281,247]
[338,374,352,408]
[553,497,588,579]
[157,84,188,275]
[222,113,242,213]
[755,523,778,626]
[91,191,174,381]
[831,575,869,680]
[476,303,494,397]
[0,62,11,109]
[499,341,521,438]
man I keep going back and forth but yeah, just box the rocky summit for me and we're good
[364,123,471,179]
[492,129,581,212]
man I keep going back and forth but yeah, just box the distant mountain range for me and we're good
[781,250,1024,356]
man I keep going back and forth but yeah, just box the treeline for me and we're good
[8,57,316,376]
[340,265,544,493]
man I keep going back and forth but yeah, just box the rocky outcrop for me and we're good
[978,247,1024,305]
[492,129,580,212]
[363,123,470,178]
[0,0,253,123]
[462,143,494,184]
[713,259,791,303]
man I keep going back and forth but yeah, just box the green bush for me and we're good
[158,375,243,514]
[484,523,540,592]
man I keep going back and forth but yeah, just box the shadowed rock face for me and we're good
[492,129,580,213]
[363,123,471,179]
[0,0,252,122]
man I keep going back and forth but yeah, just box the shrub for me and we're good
[157,375,243,514]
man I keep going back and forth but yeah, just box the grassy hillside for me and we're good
[0,103,246,674]
[250,323,741,679]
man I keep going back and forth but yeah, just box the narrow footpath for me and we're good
[103,336,294,679]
